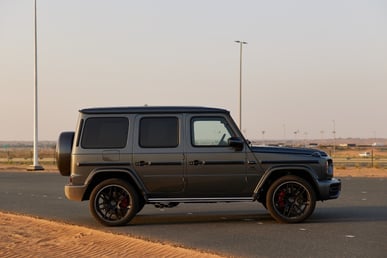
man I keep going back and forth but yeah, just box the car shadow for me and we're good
[310,205,387,223]
[129,205,387,226]
[131,210,275,226]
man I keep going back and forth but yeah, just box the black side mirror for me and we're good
[228,137,244,151]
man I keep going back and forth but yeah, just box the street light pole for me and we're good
[29,0,44,171]
[235,40,247,130]
[332,120,336,158]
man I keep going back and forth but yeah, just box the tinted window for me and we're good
[81,117,128,149]
[139,117,178,148]
[192,117,232,147]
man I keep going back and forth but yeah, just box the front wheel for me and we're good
[266,175,316,223]
[89,179,139,226]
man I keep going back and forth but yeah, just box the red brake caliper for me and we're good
[277,190,286,208]
[119,196,129,209]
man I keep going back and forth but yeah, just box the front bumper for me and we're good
[317,178,341,200]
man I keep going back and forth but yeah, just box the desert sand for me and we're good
[0,211,223,258]
[0,167,385,257]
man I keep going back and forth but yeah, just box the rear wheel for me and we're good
[266,175,316,223]
[89,179,139,226]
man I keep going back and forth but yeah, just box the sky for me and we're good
[1,0,386,141]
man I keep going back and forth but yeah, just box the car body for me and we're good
[56,106,341,226]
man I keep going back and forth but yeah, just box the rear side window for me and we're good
[81,117,129,149]
[139,117,178,148]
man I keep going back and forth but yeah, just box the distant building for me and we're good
[359,152,371,157]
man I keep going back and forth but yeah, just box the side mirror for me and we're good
[228,137,244,151]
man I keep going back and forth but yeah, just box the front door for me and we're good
[184,115,247,197]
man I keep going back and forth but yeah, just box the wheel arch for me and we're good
[254,166,320,202]
[82,168,146,201]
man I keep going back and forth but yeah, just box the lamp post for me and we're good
[235,40,247,130]
[332,120,336,158]
[29,0,44,171]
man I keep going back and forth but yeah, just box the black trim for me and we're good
[251,146,327,157]
[75,119,83,147]
[260,160,319,164]
[77,162,131,167]
[148,197,253,203]
[203,160,245,165]
[81,106,229,115]
[148,162,183,166]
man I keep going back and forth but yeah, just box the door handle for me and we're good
[189,160,204,166]
[135,161,149,166]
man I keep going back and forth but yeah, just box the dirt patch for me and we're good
[0,211,223,258]
[0,164,58,172]
[334,167,387,178]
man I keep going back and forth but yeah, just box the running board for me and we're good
[147,197,254,203]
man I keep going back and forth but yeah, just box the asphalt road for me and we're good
[1,172,386,258]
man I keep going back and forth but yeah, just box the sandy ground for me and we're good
[0,211,223,258]
[0,166,386,257]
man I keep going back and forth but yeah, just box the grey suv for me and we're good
[56,106,341,226]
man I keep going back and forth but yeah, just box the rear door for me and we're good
[132,114,184,196]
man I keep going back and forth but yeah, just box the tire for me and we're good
[89,179,139,226]
[266,175,316,223]
[55,131,74,176]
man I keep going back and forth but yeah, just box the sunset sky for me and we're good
[1,0,386,141]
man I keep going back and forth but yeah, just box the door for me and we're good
[184,115,248,197]
[132,115,184,196]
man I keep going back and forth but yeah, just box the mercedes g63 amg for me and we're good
[56,106,341,226]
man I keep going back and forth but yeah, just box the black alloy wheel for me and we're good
[89,179,139,226]
[266,175,316,223]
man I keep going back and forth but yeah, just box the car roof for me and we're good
[80,106,229,115]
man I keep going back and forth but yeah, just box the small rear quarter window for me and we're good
[81,117,129,149]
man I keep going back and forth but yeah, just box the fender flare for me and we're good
[83,167,147,200]
[253,165,319,200]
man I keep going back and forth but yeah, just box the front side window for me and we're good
[81,117,128,149]
[191,117,233,147]
[139,117,179,148]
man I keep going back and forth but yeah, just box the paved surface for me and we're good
[1,172,386,257]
